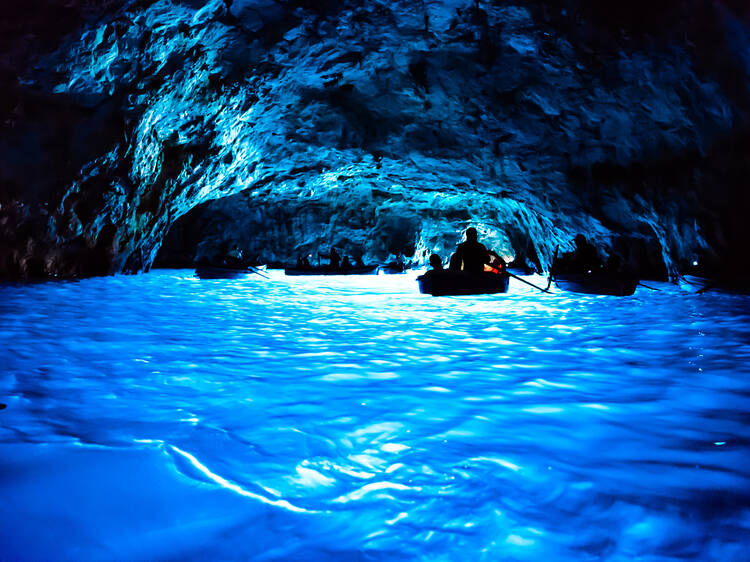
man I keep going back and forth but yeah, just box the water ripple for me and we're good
[0,270,749,560]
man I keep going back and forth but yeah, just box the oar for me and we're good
[246,265,270,279]
[679,274,715,294]
[487,264,551,294]
[546,245,559,291]
[696,283,716,295]
[506,270,552,293]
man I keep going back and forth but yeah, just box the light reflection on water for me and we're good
[1,270,749,560]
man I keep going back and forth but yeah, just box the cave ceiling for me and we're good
[1,0,749,278]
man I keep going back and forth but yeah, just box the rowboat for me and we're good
[284,265,379,276]
[553,272,637,296]
[195,265,266,279]
[679,275,750,295]
[379,263,408,274]
[417,270,510,296]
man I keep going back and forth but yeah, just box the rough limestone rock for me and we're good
[1,0,749,279]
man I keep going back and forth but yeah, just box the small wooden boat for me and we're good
[195,265,267,279]
[284,265,379,276]
[679,275,750,295]
[417,270,510,296]
[380,263,408,274]
[679,275,710,293]
[553,272,637,296]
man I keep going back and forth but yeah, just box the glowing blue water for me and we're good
[1,270,749,561]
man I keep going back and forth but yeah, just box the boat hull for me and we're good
[417,270,510,296]
[680,275,750,295]
[195,266,264,279]
[554,273,637,296]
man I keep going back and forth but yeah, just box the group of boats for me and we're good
[195,262,749,296]
[417,268,638,297]
[284,264,380,276]
[194,262,643,297]
[195,263,395,279]
[194,231,746,296]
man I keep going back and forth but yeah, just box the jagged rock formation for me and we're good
[2,0,750,279]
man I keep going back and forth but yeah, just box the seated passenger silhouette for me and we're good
[448,252,461,270]
[423,253,444,279]
[225,244,244,267]
[573,234,598,271]
[453,227,490,273]
[429,253,443,271]
[487,251,506,274]
[329,247,341,270]
[341,256,352,269]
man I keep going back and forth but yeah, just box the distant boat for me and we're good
[379,262,408,274]
[195,265,267,279]
[417,270,510,296]
[553,272,638,296]
[284,265,379,276]
[551,240,638,296]
[679,275,750,295]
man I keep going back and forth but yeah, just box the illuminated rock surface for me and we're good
[2,0,750,278]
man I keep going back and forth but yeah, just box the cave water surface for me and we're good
[1,271,750,560]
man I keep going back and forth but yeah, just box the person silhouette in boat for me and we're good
[453,227,491,273]
[341,255,352,269]
[224,244,244,267]
[487,252,507,274]
[572,234,599,271]
[448,252,461,270]
[429,253,443,271]
[329,247,341,270]
[422,253,444,280]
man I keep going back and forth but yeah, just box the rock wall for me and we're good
[2,0,750,279]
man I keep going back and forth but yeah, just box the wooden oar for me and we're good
[546,245,559,291]
[506,270,552,293]
[246,265,270,279]
[486,264,551,294]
